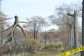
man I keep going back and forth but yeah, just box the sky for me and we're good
[1,0,82,30]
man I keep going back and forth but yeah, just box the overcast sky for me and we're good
[1,0,82,30]
[1,0,82,20]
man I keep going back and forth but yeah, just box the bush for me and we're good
[64,45,73,51]
[42,44,61,50]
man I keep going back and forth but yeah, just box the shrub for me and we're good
[42,44,61,50]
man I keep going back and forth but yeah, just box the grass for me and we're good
[1,43,81,56]
[3,53,80,56]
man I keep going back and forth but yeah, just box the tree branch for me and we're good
[17,24,26,38]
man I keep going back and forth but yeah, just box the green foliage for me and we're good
[64,45,73,51]
[42,44,61,50]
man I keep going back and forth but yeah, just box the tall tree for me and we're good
[26,16,47,39]
[67,10,78,49]
[49,7,74,48]
[81,0,84,56]
[49,4,81,48]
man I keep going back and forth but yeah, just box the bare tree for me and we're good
[26,16,47,39]
[47,29,59,44]
[0,12,10,44]
[48,7,74,48]
[67,6,81,49]
[67,10,78,49]
[49,4,81,48]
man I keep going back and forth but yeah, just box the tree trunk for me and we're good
[0,24,4,44]
[36,31,38,39]
[81,0,84,56]
[48,37,51,44]
[69,27,72,48]
[73,11,77,49]
[34,26,36,40]
[71,26,74,48]
[67,10,77,49]
[67,25,72,48]
[44,31,47,45]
